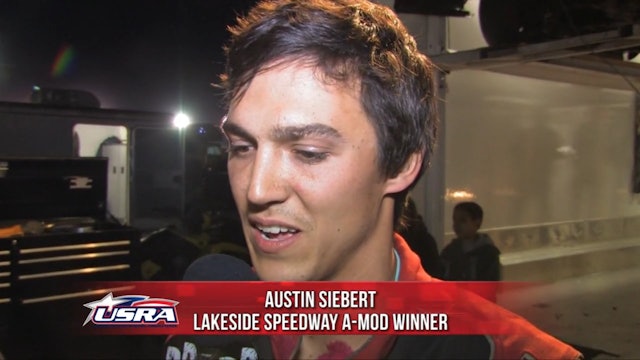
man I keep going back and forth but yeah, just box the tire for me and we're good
[479,0,547,47]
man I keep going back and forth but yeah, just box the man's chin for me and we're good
[254,263,312,282]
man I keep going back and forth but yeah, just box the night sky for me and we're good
[0,0,256,121]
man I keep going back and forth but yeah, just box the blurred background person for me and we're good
[441,201,501,282]
[398,197,443,278]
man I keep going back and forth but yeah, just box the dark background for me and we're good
[0,0,257,121]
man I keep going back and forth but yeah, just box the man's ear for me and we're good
[384,152,423,194]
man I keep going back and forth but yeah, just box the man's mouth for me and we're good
[256,225,300,240]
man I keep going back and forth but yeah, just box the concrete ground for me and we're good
[497,267,640,360]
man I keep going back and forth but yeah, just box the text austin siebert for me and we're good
[193,290,448,332]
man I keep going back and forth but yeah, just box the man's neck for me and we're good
[326,237,396,282]
[293,246,399,359]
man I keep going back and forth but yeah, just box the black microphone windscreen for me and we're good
[165,254,272,359]
[182,253,258,281]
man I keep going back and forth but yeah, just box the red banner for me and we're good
[76,281,530,336]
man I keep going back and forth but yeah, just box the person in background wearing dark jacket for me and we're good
[398,197,443,278]
[441,201,502,282]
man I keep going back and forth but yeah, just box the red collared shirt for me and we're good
[270,234,582,360]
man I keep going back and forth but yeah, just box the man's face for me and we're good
[223,63,399,281]
[452,209,480,239]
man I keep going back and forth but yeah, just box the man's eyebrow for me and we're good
[271,123,343,142]
[221,121,255,142]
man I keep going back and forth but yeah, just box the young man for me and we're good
[219,0,582,358]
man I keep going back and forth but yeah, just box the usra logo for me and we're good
[83,292,179,326]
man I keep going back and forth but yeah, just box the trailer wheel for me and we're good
[479,0,546,47]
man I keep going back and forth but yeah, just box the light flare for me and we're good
[51,44,76,78]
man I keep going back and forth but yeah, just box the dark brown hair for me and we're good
[454,202,484,222]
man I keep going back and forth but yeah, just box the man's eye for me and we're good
[227,144,253,156]
[294,149,329,163]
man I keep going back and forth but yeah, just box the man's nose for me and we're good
[246,149,288,206]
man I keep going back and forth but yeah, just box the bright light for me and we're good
[445,189,476,201]
[173,112,191,129]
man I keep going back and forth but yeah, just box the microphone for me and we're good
[183,253,258,282]
[164,254,272,360]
